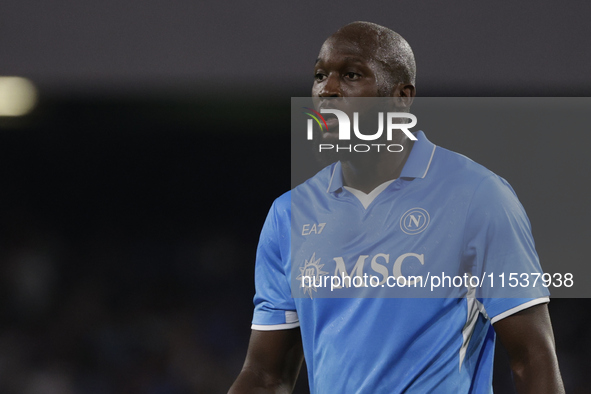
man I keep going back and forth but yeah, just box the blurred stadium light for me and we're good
[0,76,38,116]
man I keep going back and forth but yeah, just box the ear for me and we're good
[392,83,415,109]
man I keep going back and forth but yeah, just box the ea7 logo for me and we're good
[305,108,417,141]
[400,208,430,235]
[302,223,326,235]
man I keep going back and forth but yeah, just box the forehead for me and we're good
[316,35,380,65]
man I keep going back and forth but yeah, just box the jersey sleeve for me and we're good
[462,175,549,323]
[251,192,299,331]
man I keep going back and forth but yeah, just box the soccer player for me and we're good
[229,22,564,393]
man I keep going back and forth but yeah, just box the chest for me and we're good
[290,186,471,298]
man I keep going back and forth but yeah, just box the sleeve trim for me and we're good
[490,297,550,324]
[251,322,301,331]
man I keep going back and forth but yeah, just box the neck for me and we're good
[341,137,414,194]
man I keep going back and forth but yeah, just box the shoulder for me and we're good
[272,190,291,214]
[432,146,496,182]
[431,148,534,239]
[267,163,337,228]
[289,162,338,205]
[430,145,517,199]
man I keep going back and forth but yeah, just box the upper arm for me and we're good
[229,328,304,394]
[463,175,549,302]
[462,176,562,391]
[252,194,298,328]
[493,303,555,357]
[493,303,564,394]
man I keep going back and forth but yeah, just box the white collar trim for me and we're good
[343,179,396,209]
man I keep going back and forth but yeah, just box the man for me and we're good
[229,22,564,393]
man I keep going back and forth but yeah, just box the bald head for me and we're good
[326,21,416,95]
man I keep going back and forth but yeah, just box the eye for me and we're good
[345,72,360,80]
[314,72,327,82]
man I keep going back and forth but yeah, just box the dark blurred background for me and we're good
[1,1,590,393]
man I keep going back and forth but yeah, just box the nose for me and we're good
[318,74,342,97]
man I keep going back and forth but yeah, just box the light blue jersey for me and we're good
[252,131,549,393]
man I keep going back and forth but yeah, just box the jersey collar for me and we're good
[327,130,436,193]
[400,130,437,179]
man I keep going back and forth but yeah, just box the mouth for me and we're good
[315,98,348,136]
[322,113,339,132]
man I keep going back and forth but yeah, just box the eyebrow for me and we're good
[315,56,366,66]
